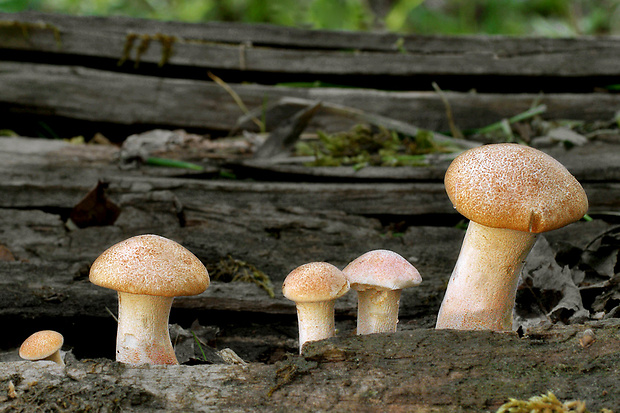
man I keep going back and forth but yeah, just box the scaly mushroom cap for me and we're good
[343,249,421,290]
[19,330,64,361]
[445,143,588,233]
[89,234,210,297]
[282,262,349,303]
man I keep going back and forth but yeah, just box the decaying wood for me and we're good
[1,12,619,409]
[1,320,618,412]
[1,137,618,216]
[0,135,617,348]
[3,61,620,134]
[2,11,620,78]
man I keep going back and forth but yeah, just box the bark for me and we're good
[1,320,618,412]
[0,136,617,329]
[3,62,620,134]
[2,11,620,77]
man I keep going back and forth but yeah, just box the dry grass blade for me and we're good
[432,82,464,140]
[208,71,265,132]
[242,97,480,150]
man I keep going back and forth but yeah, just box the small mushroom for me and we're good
[343,250,422,335]
[89,234,210,365]
[282,262,349,353]
[19,330,65,366]
[436,143,588,331]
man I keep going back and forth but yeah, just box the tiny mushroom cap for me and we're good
[436,143,589,331]
[444,143,588,233]
[282,262,349,303]
[19,330,64,364]
[90,234,210,297]
[282,262,350,352]
[343,250,421,335]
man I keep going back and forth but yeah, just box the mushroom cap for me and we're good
[343,249,422,291]
[444,143,588,233]
[89,234,210,297]
[282,262,350,303]
[19,330,64,360]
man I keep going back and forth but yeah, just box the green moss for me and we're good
[118,32,177,68]
[0,20,62,48]
[296,124,454,169]
[208,255,275,298]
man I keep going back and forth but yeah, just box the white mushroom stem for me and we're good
[116,292,178,365]
[355,287,401,335]
[295,301,337,353]
[45,351,64,366]
[435,221,537,331]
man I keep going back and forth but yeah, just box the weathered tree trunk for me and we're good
[2,12,620,134]
[1,321,618,412]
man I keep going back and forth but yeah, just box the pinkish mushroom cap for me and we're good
[343,249,421,291]
[282,262,349,303]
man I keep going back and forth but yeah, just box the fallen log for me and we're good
[2,11,620,79]
[1,320,618,412]
[2,61,620,135]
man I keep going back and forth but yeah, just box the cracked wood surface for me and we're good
[2,12,620,137]
[0,137,618,330]
[2,11,620,77]
[3,61,620,134]
[0,133,618,411]
[1,321,618,412]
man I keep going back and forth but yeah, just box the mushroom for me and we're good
[435,143,588,331]
[282,262,349,353]
[19,330,65,366]
[89,234,210,365]
[343,249,422,335]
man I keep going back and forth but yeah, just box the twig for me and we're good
[583,225,620,251]
[104,306,118,323]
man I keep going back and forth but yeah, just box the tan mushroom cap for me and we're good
[445,143,588,233]
[19,330,64,360]
[343,250,421,290]
[282,262,350,303]
[89,234,210,297]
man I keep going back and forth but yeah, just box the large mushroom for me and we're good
[89,234,210,365]
[436,143,588,331]
[343,249,421,335]
[19,330,65,366]
[282,262,349,353]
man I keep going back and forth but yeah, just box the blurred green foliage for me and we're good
[1,0,618,35]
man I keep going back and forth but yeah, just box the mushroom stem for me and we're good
[356,288,401,335]
[116,292,178,365]
[435,221,537,331]
[295,301,337,353]
[45,351,64,366]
